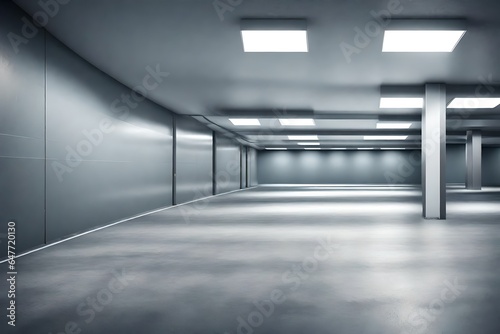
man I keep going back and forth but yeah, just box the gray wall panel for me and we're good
[214,134,241,194]
[241,146,247,188]
[175,115,213,204]
[0,3,45,256]
[257,146,472,185]
[447,144,466,184]
[248,148,258,186]
[45,35,173,242]
[483,148,500,186]
[258,150,423,185]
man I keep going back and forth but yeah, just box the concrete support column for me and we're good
[466,130,482,190]
[422,84,446,219]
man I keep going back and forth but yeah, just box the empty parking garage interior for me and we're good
[1,0,500,333]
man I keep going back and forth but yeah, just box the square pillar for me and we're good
[466,130,482,190]
[422,84,446,219]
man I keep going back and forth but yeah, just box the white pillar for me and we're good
[422,84,446,219]
[466,130,482,190]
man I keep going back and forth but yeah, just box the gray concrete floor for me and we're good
[2,185,500,334]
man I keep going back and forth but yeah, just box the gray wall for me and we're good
[0,3,46,253]
[257,145,472,185]
[241,146,247,188]
[484,147,500,186]
[45,35,174,241]
[174,115,213,204]
[0,2,249,256]
[447,144,466,184]
[214,134,241,194]
[248,148,258,186]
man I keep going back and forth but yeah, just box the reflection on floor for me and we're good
[2,185,500,334]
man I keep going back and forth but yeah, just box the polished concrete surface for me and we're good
[2,186,500,334]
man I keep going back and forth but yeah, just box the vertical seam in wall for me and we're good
[212,133,216,195]
[43,29,48,245]
[172,115,176,205]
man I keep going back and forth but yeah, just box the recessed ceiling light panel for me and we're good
[279,119,315,126]
[364,135,409,140]
[241,30,308,52]
[380,97,424,109]
[297,142,320,146]
[376,122,413,129]
[229,118,261,126]
[382,30,465,52]
[447,98,500,109]
[288,135,318,140]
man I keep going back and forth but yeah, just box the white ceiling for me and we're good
[13,0,500,148]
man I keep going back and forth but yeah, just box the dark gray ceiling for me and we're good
[13,0,500,147]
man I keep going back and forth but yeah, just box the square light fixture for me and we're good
[279,118,315,126]
[382,30,466,52]
[380,97,424,109]
[376,122,413,129]
[364,135,408,140]
[288,135,318,140]
[229,118,261,126]
[297,142,320,146]
[241,30,308,52]
[241,19,308,53]
[447,98,500,109]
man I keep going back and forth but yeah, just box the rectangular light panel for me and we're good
[229,118,261,126]
[241,30,308,52]
[380,97,424,109]
[447,98,500,109]
[297,142,320,146]
[288,135,318,140]
[382,30,466,52]
[279,119,315,126]
[304,148,321,150]
[381,148,406,150]
[364,136,409,140]
[376,122,413,129]
[266,148,287,150]
[357,148,374,150]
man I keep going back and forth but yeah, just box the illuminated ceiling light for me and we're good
[357,148,374,150]
[376,122,413,129]
[447,98,500,109]
[241,30,308,52]
[381,148,406,150]
[304,148,321,150]
[279,119,315,126]
[330,148,346,150]
[288,135,318,140]
[380,97,424,109]
[297,142,320,146]
[229,118,261,126]
[364,135,408,140]
[266,148,287,150]
[382,30,466,52]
